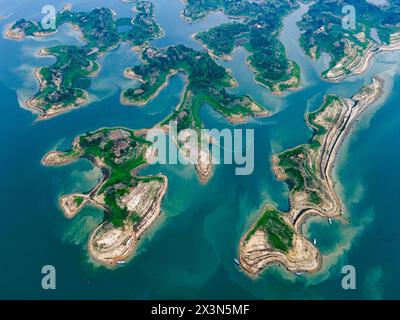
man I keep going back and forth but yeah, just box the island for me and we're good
[239,77,384,275]
[5,1,164,119]
[122,44,269,182]
[42,128,168,266]
[299,0,400,81]
[182,0,301,94]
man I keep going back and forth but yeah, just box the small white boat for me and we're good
[116,260,126,265]
[328,218,332,225]
[234,258,240,266]
[295,272,303,276]
[313,238,317,245]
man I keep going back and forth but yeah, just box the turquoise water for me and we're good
[0,0,399,299]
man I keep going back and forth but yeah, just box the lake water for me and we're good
[0,0,399,299]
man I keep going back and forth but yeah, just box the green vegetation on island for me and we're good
[183,0,301,94]
[45,128,160,227]
[122,45,268,129]
[298,0,400,81]
[43,127,169,265]
[28,45,99,114]
[120,1,164,48]
[182,0,272,22]
[246,206,294,253]
[275,95,347,204]
[74,196,84,207]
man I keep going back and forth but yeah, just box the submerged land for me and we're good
[299,0,400,81]
[5,1,164,119]
[43,128,167,265]
[239,77,384,275]
[183,0,301,94]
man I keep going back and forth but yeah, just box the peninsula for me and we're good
[43,128,168,266]
[239,77,384,275]
[182,0,301,94]
[299,0,400,81]
[5,1,164,119]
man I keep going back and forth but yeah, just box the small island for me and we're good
[299,0,400,81]
[239,77,384,275]
[43,128,168,266]
[5,1,164,119]
[182,0,301,94]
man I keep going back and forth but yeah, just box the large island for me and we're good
[182,0,301,94]
[299,0,400,81]
[239,77,384,275]
[43,128,168,266]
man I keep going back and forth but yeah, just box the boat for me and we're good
[116,260,126,265]
[328,218,332,225]
[234,258,240,266]
[313,238,317,245]
[295,272,303,276]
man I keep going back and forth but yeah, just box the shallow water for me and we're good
[0,0,399,299]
